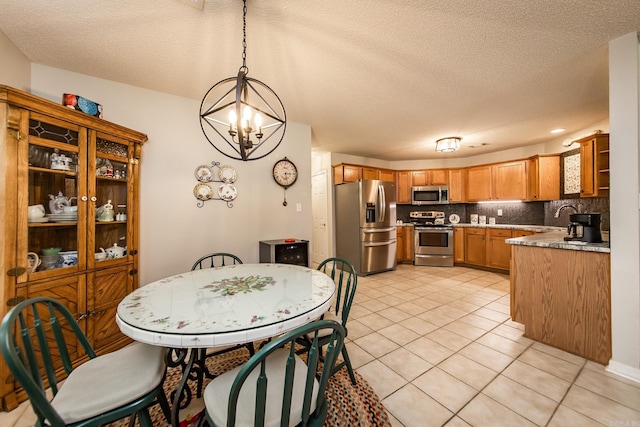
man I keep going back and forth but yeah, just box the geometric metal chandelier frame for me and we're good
[199,0,286,161]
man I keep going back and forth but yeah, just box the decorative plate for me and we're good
[218,165,237,183]
[449,214,460,224]
[194,183,213,201]
[218,183,238,201]
[194,165,213,182]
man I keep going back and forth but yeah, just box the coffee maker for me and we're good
[564,213,602,243]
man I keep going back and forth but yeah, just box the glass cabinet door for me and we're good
[90,131,133,267]
[19,112,86,283]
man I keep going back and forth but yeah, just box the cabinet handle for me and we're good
[6,267,27,277]
[81,196,88,202]
[76,312,88,321]
[129,249,138,255]
[129,269,138,275]
[90,196,97,202]
[88,309,107,317]
[6,296,26,306]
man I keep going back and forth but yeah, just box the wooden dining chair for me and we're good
[0,296,170,427]
[199,319,345,427]
[298,257,358,385]
[191,252,243,270]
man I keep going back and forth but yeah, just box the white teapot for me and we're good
[105,243,126,259]
[48,192,75,214]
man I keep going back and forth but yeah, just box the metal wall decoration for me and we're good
[193,161,238,208]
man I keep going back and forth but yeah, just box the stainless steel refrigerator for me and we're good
[335,180,397,276]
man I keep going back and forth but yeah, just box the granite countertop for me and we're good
[453,223,565,233]
[506,230,610,253]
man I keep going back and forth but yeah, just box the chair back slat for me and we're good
[219,320,345,427]
[317,257,357,327]
[30,304,62,395]
[191,252,243,270]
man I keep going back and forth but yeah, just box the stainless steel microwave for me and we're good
[411,186,449,205]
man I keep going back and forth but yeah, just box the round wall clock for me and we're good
[273,157,298,206]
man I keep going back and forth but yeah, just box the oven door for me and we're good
[414,227,454,256]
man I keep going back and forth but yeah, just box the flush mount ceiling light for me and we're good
[551,128,566,134]
[435,137,461,153]
[199,0,286,161]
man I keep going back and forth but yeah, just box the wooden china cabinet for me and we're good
[0,86,147,410]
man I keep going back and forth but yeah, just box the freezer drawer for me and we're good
[360,227,396,243]
[359,240,397,275]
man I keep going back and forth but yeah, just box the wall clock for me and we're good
[273,157,298,206]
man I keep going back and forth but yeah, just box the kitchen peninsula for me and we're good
[507,231,611,364]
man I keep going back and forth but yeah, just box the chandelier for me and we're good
[435,137,461,153]
[199,0,286,161]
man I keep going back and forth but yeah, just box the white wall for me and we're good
[31,65,312,284]
[0,30,30,91]
[608,32,640,381]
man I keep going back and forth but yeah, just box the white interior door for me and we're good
[311,171,329,267]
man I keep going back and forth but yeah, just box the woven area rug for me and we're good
[109,346,391,427]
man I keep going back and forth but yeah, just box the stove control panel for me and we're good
[410,211,445,219]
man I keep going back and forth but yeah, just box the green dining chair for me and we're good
[200,319,345,427]
[298,257,358,385]
[191,252,243,270]
[0,296,170,427]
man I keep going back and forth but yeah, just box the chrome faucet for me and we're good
[554,202,584,218]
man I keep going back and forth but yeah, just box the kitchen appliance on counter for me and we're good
[564,213,603,243]
[335,180,397,276]
[410,211,454,267]
[411,186,449,205]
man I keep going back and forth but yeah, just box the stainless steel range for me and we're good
[410,211,454,267]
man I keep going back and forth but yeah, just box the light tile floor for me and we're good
[2,264,639,427]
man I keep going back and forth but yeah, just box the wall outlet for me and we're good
[497,209,503,216]
[296,203,302,212]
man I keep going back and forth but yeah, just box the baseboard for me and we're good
[606,360,640,383]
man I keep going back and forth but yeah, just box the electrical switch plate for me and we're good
[296,203,302,212]
[497,209,503,216]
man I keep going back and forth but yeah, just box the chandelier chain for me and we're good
[241,0,248,73]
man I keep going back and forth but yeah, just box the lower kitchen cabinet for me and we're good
[464,228,486,266]
[453,227,465,263]
[485,229,512,270]
[396,226,414,263]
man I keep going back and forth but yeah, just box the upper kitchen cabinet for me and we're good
[467,161,527,202]
[492,160,527,200]
[527,154,560,201]
[466,165,492,201]
[334,164,395,184]
[577,133,609,198]
[333,163,361,184]
[448,168,466,203]
[396,171,412,204]
[412,169,448,186]
[0,86,146,410]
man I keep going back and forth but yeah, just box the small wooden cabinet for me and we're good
[412,169,448,186]
[333,164,361,184]
[577,133,609,198]
[466,165,492,202]
[379,169,396,182]
[396,226,414,263]
[492,160,527,201]
[448,168,466,203]
[396,171,412,204]
[464,228,486,266]
[485,229,512,270]
[527,155,560,201]
[0,86,146,410]
[453,227,465,263]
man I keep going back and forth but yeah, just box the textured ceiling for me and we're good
[1,0,639,160]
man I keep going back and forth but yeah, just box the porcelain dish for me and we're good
[218,165,237,183]
[218,183,237,201]
[449,214,460,224]
[194,183,213,200]
[194,165,213,182]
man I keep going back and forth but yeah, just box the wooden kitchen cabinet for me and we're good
[577,133,609,198]
[396,171,412,204]
[485,229,512,270]
[0,86,146,410]
[511,245,611,364]
[448,168,466,203]
[464,228,486,266]
[378,169,395,182]
[362,167,379,180]
[492,160,527,200]
[333,163,362,184]
[412,169,448,186]
[527,154,560,201]
[466,165,492,201]
[396,226,414,263]
[453,227,465,263]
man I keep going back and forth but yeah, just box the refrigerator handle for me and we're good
[378,184,386,222]
[364,241,395,247]
[363,227,396,233]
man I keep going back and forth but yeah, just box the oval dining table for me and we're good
[116,263,336,427]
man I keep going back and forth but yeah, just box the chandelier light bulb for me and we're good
[255,113,262,133]
[228,109,236,130]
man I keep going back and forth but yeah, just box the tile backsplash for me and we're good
[397,197,609,231]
